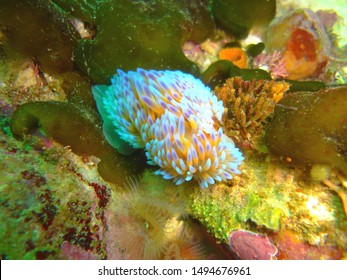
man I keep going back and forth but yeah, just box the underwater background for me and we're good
[0,0,347,260]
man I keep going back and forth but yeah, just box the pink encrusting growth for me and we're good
[253,51,288,79]
[92,69,244,188]
[229,230,278,260]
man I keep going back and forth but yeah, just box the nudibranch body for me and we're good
[92,69,243,188]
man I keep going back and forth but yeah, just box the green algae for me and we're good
[246,42,266,58]
[0,0,78,75]
[283,79,326,92]
[67,0,214,83]
[201,60,271,88]
[190,154,291,242]
[201,60,326,90]
[1,0,214,84]
[10,101,146,185]
[212,0,276,39]
[59,72,96,110]
[51,0,102,23]
[266,87,347,175]
[238,193,288,231]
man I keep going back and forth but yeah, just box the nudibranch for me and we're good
[92,69,244,188]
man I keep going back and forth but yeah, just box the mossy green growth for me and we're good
[10,101,146,185]
[212,0,276,39]
[190,154,291,242]
[0,0,78,75]
[266,87,347,175]
[238,193,288,231]
[68,0,214,83]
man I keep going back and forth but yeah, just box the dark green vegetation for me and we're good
[10,101,145,184]
[283,80,326,93]
[212,0,276,39]
[56,0,215,83]
[266,87,347,175]
[201,60,271,88]
[0,0,78,75]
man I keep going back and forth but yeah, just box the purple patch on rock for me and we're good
[229,230,278,260]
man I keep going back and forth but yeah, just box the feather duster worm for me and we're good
[104,176,187,260]
[93,69,243,188]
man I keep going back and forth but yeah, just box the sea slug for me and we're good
[92,69,244,188]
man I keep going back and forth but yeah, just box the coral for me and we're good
[104,173,188,260]
[189,154,292,242]
[182,31,233,72]
[2,0,347,262]
[266,87,347,176]
[229,230,278,260]
[219,47,248,69]
[214,77,290,148]
[93,69,244,188]
[283,27,323,80]
[275,230,343,260]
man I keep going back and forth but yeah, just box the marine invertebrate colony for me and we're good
[93,69,244,188]
[214,77,290,147]
[104,175,187,260]
[264,9,344,81]
[219,47,248,69]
